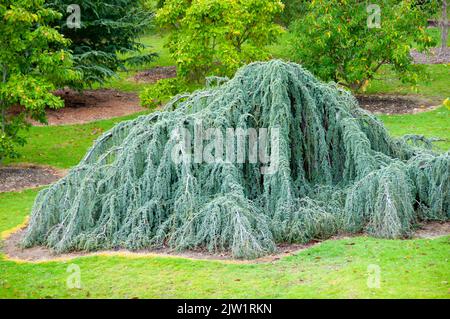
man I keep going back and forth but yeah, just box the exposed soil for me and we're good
[132,66,177,83]
[0,165,66,193]
[356,94,441,115]
[39,89,143,126]
[413,221,450,239]
[1,227,315,263]
[411,47,450,64]
[3,221,449,264]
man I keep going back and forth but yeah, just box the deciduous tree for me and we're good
[0,0,78,162]
[157,0,284,80]
[289,0,438,91]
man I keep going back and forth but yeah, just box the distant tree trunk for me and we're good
[0,65,7,133]
[0,66,7,166]
[441,0,448,52]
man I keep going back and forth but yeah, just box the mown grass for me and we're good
[366,64,450,99]
[380,106,450,150]
[426,27,450,48]
[0,189,449,299]
[3,112,150,169]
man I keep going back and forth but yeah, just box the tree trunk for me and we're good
[0,65,7,133]
[441,0,448,52]
[0,66,7,165]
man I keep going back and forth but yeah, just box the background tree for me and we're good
[440,0,448,52]
[0,0,78,162]
[49,0,157,87]
[276,0,308,27]
[289,0,438,91]
[157,0,285,80]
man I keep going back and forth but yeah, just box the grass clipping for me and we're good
[22,61,449,259]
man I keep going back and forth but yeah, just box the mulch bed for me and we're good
[414,221,450,239]
[0,165,66,193]
[1,226,314,263]
[356,94,441,115]
[133,66,177,83]
[43,89,144,126]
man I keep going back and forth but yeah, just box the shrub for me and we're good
[276,0,308,27]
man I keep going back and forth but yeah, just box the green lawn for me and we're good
[380,106,450,150]
[3,112,150,169]
[0,189,449,298]
[426,27,450,48]
[366,64,449,99]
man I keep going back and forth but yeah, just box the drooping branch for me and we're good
[22,60,449,259]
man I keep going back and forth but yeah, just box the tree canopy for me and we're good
[0,0,78,162]
[289,0,438,91]
[49,0,157,87]
[157,0,284,80]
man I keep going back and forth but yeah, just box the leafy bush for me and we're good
[157,0,284,80]
[49,0,157,87]
[0,0,78,162]
[288,0,438,91]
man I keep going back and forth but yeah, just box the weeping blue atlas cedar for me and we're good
[22,60,449,258]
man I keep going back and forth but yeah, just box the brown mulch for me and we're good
[1,227,315,263]
[356,94,441,115]
[39,89,144,126]
[3,221,449,263]
[413,221,450,239]
[0,165,66,193]
[132,66,177,83]
[411,47,450,64]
